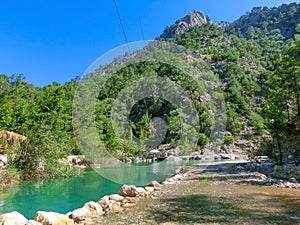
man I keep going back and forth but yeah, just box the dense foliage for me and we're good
[1,2,300,184]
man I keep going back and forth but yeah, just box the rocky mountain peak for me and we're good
[159,10,211,39]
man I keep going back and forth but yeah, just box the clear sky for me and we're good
[0,0,298,86]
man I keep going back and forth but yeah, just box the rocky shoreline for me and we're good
[1,160,299,225]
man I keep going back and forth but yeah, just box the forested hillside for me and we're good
[1,2,300,184]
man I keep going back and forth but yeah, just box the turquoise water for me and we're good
[0,161,184,219]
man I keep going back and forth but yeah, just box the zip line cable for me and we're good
[136,0,145,41]
[113,0,131,52]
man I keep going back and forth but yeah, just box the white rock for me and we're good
[0,211,28,225]
[71,207,92,223]
[0,154,8,165]
[109,194,124,201]
[118,185,139,197]
[136,187,147,196]
[147,181,162,190]
[144,186,155,192]
[84,201,103,215]
[108,201,123,213]
[34,211,74,225]
[26,221,42,225]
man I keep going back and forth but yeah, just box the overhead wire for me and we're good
[136,0,145,41]
[113,0,131,52]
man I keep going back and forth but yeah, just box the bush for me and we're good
[224,136,235,145]
[9,126,75,180]
[249,111,266,135]
[198,133,209,147]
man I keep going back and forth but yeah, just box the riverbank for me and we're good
[96,160,300,224]
[1,160,299,225]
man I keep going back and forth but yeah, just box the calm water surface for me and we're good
[0,161,184,219]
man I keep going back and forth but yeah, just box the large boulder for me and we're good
[83,201,104,216]
[0,131,27,153]
[34,211,74,225]
[108,201,123,213]
[109,194,124,202]
[118,185,139,197]
[70,208,91,223]
[97,196,110,211]
[0,211,28,225]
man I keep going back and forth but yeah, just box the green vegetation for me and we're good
[1,2,300,186]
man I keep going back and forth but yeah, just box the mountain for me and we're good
[226,3,300,39]
[159,10,211,39]
[1,2,300,181]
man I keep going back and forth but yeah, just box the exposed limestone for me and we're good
[109,194,124,202]
[0,211,28,225]
[160,11,211,39]
[83,201,104,216]
[147,181,162,190]
[118,185,139,197]
[71,208,92,223]
[26,221,42,225]
[0,131,27,154]
[108,201,123,213]
[34,211,74,225]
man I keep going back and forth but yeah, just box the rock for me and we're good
[66,155,85,167]
[109,194,124,202]
[0,211,28,225]
[122,203,136,208]
[122,197,139,204]
[26,221,42,225]
[34,211,74,225]
[289,177,298,183]
[108,201,123,213]
[0,154,8,165]
[136,187,147,196]
[165,156,182,162]
[172,174,184,181]
[160,11,211,39]
[0,131,27,154]
[118,185,139,197]
[144,186,155,192]
[97,196,110,210]
[71,208,92,223]
[147,181,162,190]
[83,201,104,216]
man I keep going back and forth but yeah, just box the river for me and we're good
[0,160,185,219]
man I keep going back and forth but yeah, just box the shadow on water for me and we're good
[146,193,300,224]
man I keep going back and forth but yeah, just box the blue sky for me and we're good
[0,0,298,86]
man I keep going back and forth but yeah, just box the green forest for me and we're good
[1,2,300,185]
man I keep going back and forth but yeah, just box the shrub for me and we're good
[224,136,235,145]
[198,133,209,147]
[249,111,266,135]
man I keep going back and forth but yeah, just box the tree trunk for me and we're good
[277,140,283,166]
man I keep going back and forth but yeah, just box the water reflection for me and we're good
[0,161,185,219]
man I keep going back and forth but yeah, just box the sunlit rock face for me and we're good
[160,11,211,39]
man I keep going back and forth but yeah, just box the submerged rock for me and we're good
[0,211,28,225]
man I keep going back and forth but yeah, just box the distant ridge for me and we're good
[226,2,300,39]
[159,10,211,39]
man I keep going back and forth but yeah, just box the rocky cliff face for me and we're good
[160,10,211,39]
